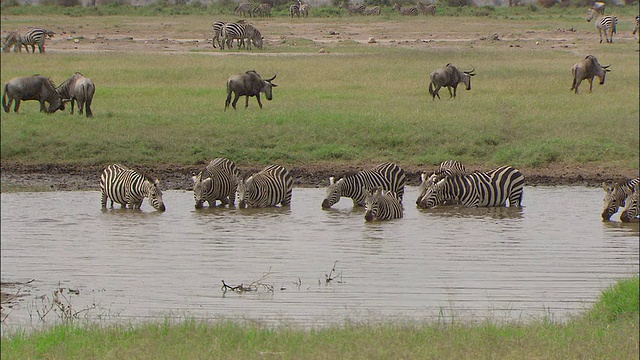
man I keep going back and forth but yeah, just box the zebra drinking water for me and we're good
[100,164,166,211]
[417,166,525,209]
[364,188,404,222]
[192,158,241,209]
[586,8,617,43]
[416,160,466,207]
[321,162,406,209]
[601,178,640,221]
[237,165,293,208]
[619,184,639,223]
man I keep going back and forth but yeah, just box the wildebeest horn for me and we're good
[602,64,611,69]
[466,66,475,74]
[266,74,277,82]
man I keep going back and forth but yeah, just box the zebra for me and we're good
[586,8,617,43]
[417,3,436,16]
[364,188,404,222]
[601,178,640,221]
[234,3,254,17]
[222,23,263,50]
[289,3,300,17]
[237,164,293,208]
[2,31,22,53]
[212,21,226,49]
[417,165,525,209]
[253,3,272,17]
[19,28,55,53]
[321,162,406,209]
[393,3,419,16]
[192,158,241,209]
[299,3,311,18]
[633,16,639,43]
[362,6,380,15]
[339,2,365,16]
[100,164,166,211]
[619,184,639,223]
[416,160,466,207]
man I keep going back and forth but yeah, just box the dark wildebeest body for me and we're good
[56,72,96,117]
[2,75,65,113]
[428,64,475,100]
[225,70,277,110]
[570,55,610,94]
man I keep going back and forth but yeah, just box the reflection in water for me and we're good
[0,186,638,331]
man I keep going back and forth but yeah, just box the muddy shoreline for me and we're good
[1,162,638,192]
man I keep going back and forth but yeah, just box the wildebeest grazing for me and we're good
[2,75,65,113]
[570,55,610,94]
[428,64,475,100]
[225,70,277,110]
[56,72,96,117]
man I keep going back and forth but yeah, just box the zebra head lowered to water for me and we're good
[2,75,65,114]
[100,164,166,211]
[571,55,610,94]
[415,160,466,207]
[225,70,277,110]
[192,158,241,209]
[601,178,640,221]
[428,64,475,100]
[236,164,293,208]
[321,162,406,209]
[364,188,404,222]
[619,184,639,223]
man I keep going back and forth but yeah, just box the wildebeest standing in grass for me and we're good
[570,55,610,94]
[428,64,475,100]
[2,75,65,113]
[56,72,95,117]
[225,70,277,110]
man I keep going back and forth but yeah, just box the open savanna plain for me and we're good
[0,5,639,191]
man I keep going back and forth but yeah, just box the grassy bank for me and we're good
[1,10,638,173]
[2,276,638,359]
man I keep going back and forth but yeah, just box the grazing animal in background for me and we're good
[221,23,263,50]
[364,188,404,222]
[2,75,65,113]
[237,164,293,208]
[417,3,436,16]
[253,3,272,17]
[416,160,467,207]
[56,72,95,117]
[601,178,640,221]
[212,21,226,48]
[299,3,311,17]
[570,55,610,94]
[322,163,406,209]
[16,28,54,53]
[417,166,525,209]
[192,158,241,209]
[362,6,381,15]
[619,185,639,223]
[234,3,254,17]
[428,64,475,100]
[393,3,419,16]
[586,8,617,43]
[633,16,639,42]
[290,3,300,17]
[2,31,22,53]
[339,2,365,15]
[100,164,166,211]
[225,70,277,110]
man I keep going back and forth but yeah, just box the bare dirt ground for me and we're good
[1,18,638,191]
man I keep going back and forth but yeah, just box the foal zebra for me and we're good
[417,166,525,209]
[192,158,241,209]
[237,165,293,208]
[587,8,617,43]
[321,162,406,209]
[393,3,419,16]
[601,178,640,221]
[619,185,639,223]
[364,188,404,222]
[416,160,466,207]
[100,164,166,211]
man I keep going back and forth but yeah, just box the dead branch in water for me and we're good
[221,268,274,293]
[27,284,97,323]
[325,260,343,284]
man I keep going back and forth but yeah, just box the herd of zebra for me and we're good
[100,159,638,223]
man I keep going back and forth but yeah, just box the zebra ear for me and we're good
[420,173,427,182]
[329,176,335,185]
[192,175,198,184]
[154,179,160,187]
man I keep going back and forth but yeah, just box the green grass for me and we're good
[2,276,638,359]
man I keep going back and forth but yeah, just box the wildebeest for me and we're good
[225,70,277,110]
[56,72,96,117]
[2,75,65,113]
[570,55,610,94]
[428,64,475,100]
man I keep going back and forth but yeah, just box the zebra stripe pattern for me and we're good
[619,184,639,223]
[221,23,263,50]
[235,3,254,17]
[587,8,617,43]
[20,28,54,53]
[253,3,272,17]
[299,3,311,18]
[192,158,241,209]
[601,178,640,221]
[2,31,22,53]
[362,6,380,15]
[212,21,226,48]
[633,16,639,41]
[290,3,300,17]
[365,188,404,222]
[339,2,365,15]
[393,3,419,16]
[237,165,293,208]
[100,164,166,211]
[418,166,525,208]
[321,162,407,209]
[416,160,466,207]
[417,3,436,16]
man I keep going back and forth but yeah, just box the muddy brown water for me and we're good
[1,186,638,332]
